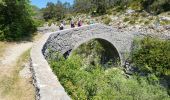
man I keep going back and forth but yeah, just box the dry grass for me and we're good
[0,32,43,100]
[0,42,8,58]
[32,32,43,41]
[0,49,35,100]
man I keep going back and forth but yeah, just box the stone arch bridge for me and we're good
[30,24,168,100]
[43,24,134,65]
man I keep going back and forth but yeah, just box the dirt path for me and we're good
[1,42,33,65]
[0,26,71,100]
[0,41,35,100]
[0,42,33,75]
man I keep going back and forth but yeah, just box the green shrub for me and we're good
[144,20,150,25]
[48,20,54,26]
[142,0,170,14]
[96,2,107,15]
[129,20,136,24]
[132,37,170,77]
[140,12,148,17]
[123,17,130,22]
[49,55,169,100]
[106,9,112,15]
[48,38,170,99]
[168,12,170,15]
[129,1,143,11]
[160,20,170,25]
[103,16,112,25]
[139,20,144,24]
[34,19,45,27]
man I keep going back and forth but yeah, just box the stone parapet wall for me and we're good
[30,32,71,100]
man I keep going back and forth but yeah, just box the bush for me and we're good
[142,0,170,14]
[49,55,169,100]
[103,16,112,25]
[129,20,136,24]
[144,20,150,25]
[106,9,113,15]
[132,37,170,77]
[160,20,170,25]
[96,2,107,15]
[34,19,45,27]
[123,17,130,22]
[129,1,143,11]
[48,38,170,99]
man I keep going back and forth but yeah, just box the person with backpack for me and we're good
[70,20,75,28]
[78,19,82,27]
[59,21,64,30]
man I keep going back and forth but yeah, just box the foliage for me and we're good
[49,54,169,100]
[31,5,45,27]
[142,0,170,14]
[103,16,112,25]
[73,0,169,15]
[0,0,37,41]
[95,0,107,15]
[42,1,71,21]
[129,0,143,11]
[132,37,170,77]
[73,0,93,13]
[160,20,170,25]
[129,20,136,25]
[144,20,150,25]
[123,17,130,22]
[49,39,170,99]
[73,0,126,15]
[40,0,169,22]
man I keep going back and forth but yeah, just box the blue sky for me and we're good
[31,0,74,8]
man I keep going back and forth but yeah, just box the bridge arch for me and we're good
[43,24,134,66]
[64,38,121,65]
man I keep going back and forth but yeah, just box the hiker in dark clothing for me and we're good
[70,20,75,28]
[59,22,64,30]
[78,19,82,27]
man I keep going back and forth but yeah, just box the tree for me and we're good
[42,2,56,21]
[0,0,36,41]
[142,0,170,14]
[96,0,107,15]
[73,0,92,13]
[42,1,71,21]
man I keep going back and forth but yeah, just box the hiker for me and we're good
[63,20,66,25]
[90,19,95,25]
[78,19,82,27]
[70,20,75,28]
[59,21,64,30]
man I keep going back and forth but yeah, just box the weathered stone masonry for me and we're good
[43,24,135,65]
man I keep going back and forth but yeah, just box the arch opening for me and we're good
[63,38,121,67]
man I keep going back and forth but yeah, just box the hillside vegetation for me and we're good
[49,37,170,99]
[41,0,170,21]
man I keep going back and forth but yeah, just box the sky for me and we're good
[31,0,74,8]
